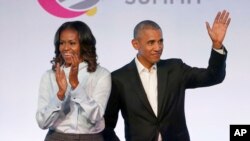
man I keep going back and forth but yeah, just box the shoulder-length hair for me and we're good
[51,21,97,72]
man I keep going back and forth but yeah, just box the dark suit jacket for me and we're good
[103,49,227,141]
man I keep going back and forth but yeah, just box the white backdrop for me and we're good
[1,0,250,141]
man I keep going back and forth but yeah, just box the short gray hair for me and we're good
[133,20,162,39]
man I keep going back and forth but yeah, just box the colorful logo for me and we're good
[38,0,100,18]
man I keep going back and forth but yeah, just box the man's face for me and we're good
[132,28,163,69]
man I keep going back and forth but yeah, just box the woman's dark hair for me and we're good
[51,21,97,72]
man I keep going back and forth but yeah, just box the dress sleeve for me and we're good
[36,71,63,129]
[70,67,111,124]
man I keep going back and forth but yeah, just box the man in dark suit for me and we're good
[103,10,231,141]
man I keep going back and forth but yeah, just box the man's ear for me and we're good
[132,39,139,50]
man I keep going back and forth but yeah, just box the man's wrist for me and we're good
[212,42,223,49]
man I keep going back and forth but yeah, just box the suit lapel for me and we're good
[127,60,156,117]
[157,60,169,118]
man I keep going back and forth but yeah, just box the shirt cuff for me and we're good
[49,95,63,110]
[213,47,225,55]
[70,84,89,103]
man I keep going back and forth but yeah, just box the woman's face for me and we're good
[59,29,82,67]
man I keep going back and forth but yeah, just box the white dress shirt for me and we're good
[135,57,158,116]
[135,57,162,141]
[36,62,111,134]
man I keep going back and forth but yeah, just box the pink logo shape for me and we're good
[38,0,86,18]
